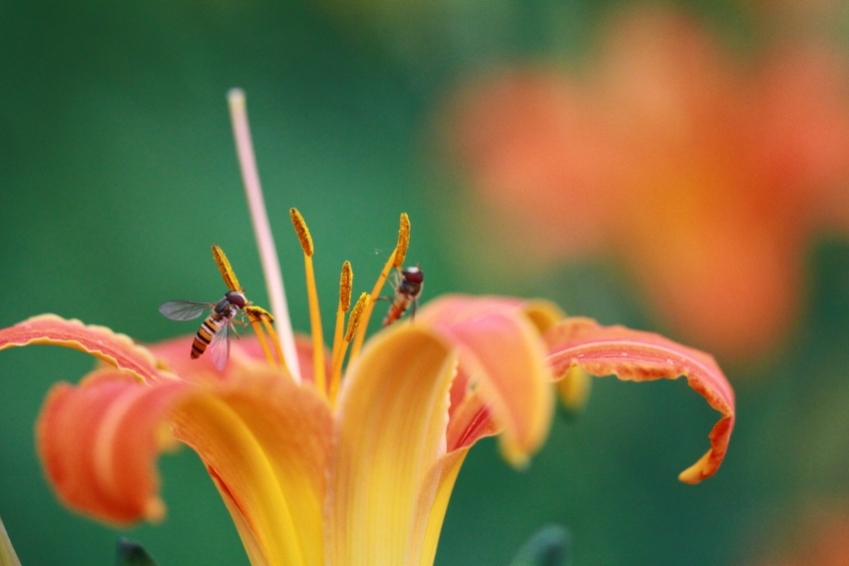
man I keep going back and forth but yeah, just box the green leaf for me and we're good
[508,525,571,566]
[0,517,21,566]
[116,538,159,566]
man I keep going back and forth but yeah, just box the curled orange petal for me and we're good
[419,295,556,466]
[544,317,735,483]
[0,315,165,382]
[36,358,333,565]
[37,368,189,524]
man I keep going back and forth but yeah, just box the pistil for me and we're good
[228,88,302,383]
[290,208,327,395]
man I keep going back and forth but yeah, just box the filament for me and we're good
[248,316,277,369]
[349,213,410,362]
[330,261,353,394]
[330,292,369,405]
[290,208,327,395]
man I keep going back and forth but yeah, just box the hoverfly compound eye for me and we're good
[226,291,247,308]
[403,266,424,284]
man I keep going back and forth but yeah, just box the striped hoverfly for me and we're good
[382,265,424,327]
[159,245,253,370]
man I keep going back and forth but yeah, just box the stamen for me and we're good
[329,292,370,405]
[339,260,353,312]
[227,88,302,383]
[330,261,353,389]
[245,305,288,376]
[344,292,370,342]
[260,317,286,374]
[212,244,242,291]
[290,208,314,257]
[394,212,411,268]
[349,213,410,362]
[247,314,276,369]
[290,208,326,395]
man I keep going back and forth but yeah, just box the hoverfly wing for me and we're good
[207,322,231,370]
[159,300,211,322]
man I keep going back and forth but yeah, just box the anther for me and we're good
[339,261,353,312]
[290,208,314,257]
[345,293,370,342]
[394,213,411,268]
[212,244,242,291]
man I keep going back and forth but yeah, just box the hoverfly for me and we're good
[382,265,424,327]
[159,245,251,370]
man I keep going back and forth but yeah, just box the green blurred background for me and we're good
[3,1,849,565]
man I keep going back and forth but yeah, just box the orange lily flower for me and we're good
[447,7,849,362]
[0,90,735,566]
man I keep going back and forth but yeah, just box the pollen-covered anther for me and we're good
[211,244,242,291]
[345,293,371,342]
[339,261,353,313]
[394,213,411,268]
[245,305,274,323]
[290,208,314,257]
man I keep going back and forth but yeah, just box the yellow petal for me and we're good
[327,325,457,566]
[415,449,469,566]
[170,368,333,566]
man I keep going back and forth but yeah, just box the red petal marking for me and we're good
[0,315,164,382]
[545,317,736,483]
[37,369,190,524]
[446,367,498,452]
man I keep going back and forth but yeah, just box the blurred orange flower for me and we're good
[752,508,849,566]
[448,7,849,362]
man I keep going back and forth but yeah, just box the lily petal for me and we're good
[327,325,457,566]
[170,369,332,566]
[419,296,555,466]
[544,317,735,483]
[0,315,165,382]
[32,331,333,566]
[37,368,189,524]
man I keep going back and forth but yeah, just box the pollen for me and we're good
[394,213,411,268]
[339,261,353,312]
[345,293,370,342]
[212,244,242,291]
[289,208,314,257]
